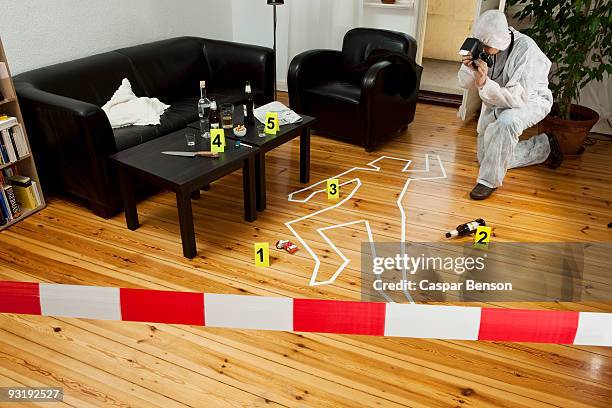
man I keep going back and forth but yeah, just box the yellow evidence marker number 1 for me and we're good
[327,179,340,201]
[264,112,279,135]
[254,243,270,267]
[210,129,225,153]
[474,226,492,245]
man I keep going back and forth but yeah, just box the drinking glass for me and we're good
[221,103,234,129]
[199,117,210,139]
[185,130,196,149]
[257,122,266,138]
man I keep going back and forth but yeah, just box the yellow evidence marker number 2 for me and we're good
[264,112,279,135]
[474,226,492,245]
[210,129,225,153]
[327,179,340,201]
[254,243,270,267]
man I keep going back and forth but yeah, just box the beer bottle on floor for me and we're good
[210,98,220,129]
[245,81,255,125]
[446,219,486,238]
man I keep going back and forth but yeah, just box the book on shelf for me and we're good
[3,185,20,219]
[0,167,46,224]
[8,175,40,211]
[0,186,12,222]
[0,137,9,164]
[0,115,17,129]
[0,117,29,165]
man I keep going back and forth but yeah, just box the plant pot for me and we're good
[381,0,396,4]
[539,104,599,157]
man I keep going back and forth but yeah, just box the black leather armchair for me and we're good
[15,37,274,218]
[288,28,422,151]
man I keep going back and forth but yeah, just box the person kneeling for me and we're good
[458,10,563,200]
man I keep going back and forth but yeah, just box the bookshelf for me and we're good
[0,36,45,230]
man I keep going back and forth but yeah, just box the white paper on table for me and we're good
[254,101,303,126]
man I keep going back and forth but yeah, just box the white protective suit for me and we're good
[458,10,553,188]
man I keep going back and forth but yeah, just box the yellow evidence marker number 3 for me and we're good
[254,243,270,267]
[210,129,225,153]
[474,226,492,245]
[327,179,340,201]
[264,112,279,135]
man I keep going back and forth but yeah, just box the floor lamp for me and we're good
[267,0,284,101]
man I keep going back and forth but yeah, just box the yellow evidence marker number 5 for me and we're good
[254,243,270,267]
[327,179,340,201]
[474,226,492,245]
[265,112,279,135]
[210,129,225,153]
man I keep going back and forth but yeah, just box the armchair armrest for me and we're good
[360,59,422,150]
[202,39,275,104]
[288,50,343,110]
[15,83,117,206]
[361,59,421,100]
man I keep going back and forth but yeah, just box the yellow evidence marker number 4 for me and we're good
[254,243,270,267]
[327,179,340,201]
[474,226,492,245]
[210,129,225,153]
[264,112,279,135]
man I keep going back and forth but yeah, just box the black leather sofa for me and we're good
[288,28,422,152]
[15,37,274,218]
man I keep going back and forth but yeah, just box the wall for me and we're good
[360,1,419,39]
[231,0,290,89]
[423,0,477,61]
[0,0,234,74]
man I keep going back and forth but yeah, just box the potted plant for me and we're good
[506,0,611,156]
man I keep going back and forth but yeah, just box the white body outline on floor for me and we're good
[286,154,447,302]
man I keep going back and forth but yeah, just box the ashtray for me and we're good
[233,125,247,137]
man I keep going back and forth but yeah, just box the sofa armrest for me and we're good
[287,50,343,110]
[16,83,118,207]
[202,39,275,104]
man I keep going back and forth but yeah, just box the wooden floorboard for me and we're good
[1,94,611,407]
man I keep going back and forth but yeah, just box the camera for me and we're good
[459,38,493,68]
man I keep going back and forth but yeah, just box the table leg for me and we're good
[117,167,139,230]
[300,127,311,183]
[176,190,197,258]
[243,156,257,222]
[255,152,266,212]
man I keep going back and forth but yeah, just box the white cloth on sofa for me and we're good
[102,78,170,128]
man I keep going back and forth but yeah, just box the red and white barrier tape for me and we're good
[0,281,610,346]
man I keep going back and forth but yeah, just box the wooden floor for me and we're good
[1,95,611,407]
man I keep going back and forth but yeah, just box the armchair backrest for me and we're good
[341,28,417,74]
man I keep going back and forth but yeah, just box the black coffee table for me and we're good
[110,128,259,258]
[189,106,316,211]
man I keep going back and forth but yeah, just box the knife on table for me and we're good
[162,151,219,158]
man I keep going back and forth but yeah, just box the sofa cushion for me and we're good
[113,124,159,151]
[116,37,210,103]
[304,80,361,106]
[15,52,145,107]
[156,97,199,135]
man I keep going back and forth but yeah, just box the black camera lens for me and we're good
[479,52,493,67]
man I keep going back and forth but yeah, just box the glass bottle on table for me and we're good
[209,98,220,130]
[198,80,211,139]
[245,81,255,125]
